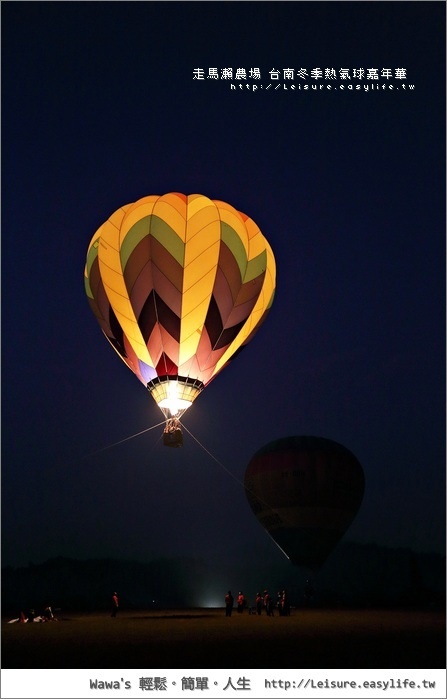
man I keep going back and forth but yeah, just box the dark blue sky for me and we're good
[2,2,445,571]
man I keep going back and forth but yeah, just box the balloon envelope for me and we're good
[84,193,276,428]
[244,436,365,571]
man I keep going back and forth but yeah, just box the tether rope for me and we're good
[87,420,166,456]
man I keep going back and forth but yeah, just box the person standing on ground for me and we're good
[264,589,274,616]
[237,591,245,613]
[225,590,234,617]
[111,591,119,617]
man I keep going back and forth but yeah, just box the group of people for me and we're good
[225,590,247,616]
[8,605,57,623]
[225,589,290,616]
[11,593,120,623]
[255,589,290,616]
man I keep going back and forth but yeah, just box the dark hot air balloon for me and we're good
[244,436,365,572]
[85,193,276,446]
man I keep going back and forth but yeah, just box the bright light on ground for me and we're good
[202,598,223,608]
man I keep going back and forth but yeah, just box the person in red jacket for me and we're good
[264,589,274,616]
[111,592,119,617]
[237,591,246,613]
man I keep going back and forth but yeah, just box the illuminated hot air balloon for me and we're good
[244,436,365,572]
[84,193,276,446]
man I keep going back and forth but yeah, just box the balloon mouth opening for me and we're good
[147,375,204,419]
[159,395,192,416]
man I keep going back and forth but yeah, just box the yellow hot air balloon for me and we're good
[85,193,276,446]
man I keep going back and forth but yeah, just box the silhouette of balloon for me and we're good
[85,193,276,445]
[244,436,365,571]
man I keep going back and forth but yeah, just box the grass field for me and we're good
[2,608,445,669]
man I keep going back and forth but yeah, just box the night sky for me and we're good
[2,2,445,577]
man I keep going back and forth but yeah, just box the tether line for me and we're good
[179,419,298,560]
[180,421,244,488]
[179,421,291,521]
[87,420,167,456]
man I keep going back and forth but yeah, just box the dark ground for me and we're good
[2,608,445,669]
